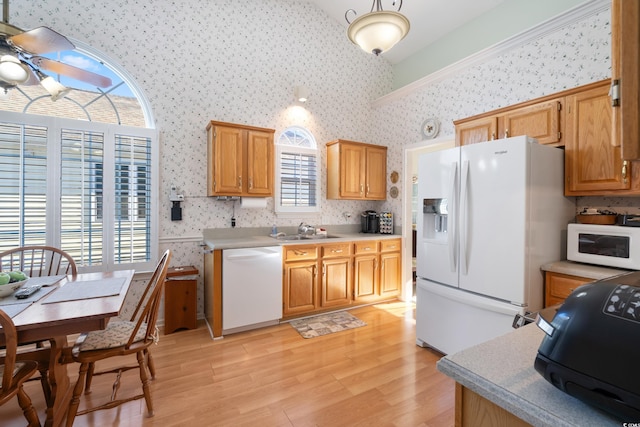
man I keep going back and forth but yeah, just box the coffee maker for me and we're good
[361,210,379,233]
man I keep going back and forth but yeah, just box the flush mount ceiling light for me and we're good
[345,0,410,56]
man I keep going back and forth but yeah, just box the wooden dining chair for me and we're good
[0,246,77,278]
[0,245,78,405]
[65,250,171,426]
[0,309,41,427]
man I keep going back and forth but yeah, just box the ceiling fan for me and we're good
[0,0,111,100]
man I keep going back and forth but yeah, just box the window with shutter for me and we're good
[0,111,158,272]
[275,127,320,215]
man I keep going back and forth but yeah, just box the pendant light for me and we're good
[345,0,410,56]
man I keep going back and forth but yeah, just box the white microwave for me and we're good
[567,223,640,270]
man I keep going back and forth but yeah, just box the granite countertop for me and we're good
[436,324,621,427]
[202,225,402,250]
[540,260,630,281]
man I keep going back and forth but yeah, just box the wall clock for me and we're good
[422,118,440,139]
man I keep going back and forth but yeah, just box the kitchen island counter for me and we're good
[436,323,621,427]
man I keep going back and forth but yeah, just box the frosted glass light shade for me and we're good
[0,55,30,84]
[40,76,71,101]
[347,11,410,56]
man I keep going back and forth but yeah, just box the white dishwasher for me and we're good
[222,246,283,333]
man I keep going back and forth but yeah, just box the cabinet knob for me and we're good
[360,184,364,194]
[238,176,242,188]
[249,177,253,189]
[622,160,628,183]
[332,249,343,253]
[504,129,509,138]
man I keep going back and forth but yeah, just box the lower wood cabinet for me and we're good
[283,245,319,317]
[283,238,402,319]
[456,384,531,427]
[320,243,353,309]
[354,240,379,303]
[379,239,401,298]
[544,271,592,307]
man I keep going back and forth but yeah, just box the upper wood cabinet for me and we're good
[564,80,640,196]
[206,121,275,197]
[455,116,498,145]
[455,99,563,146]
[326,139,387,200]
[612,0,640,160]
[565,81,626,194]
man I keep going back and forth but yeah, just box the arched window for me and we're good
[275,126,320,215]
[0,43,159,272]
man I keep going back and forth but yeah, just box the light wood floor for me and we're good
[1,302,455,427]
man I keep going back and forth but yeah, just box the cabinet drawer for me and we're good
[545,272,591,306]
[354,240,378,255]
[283,245,318,262]
[321,243,352,258]
[380,239,401,252]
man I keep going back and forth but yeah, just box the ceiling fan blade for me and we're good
[31,56,112,88]
[9,26,74,55]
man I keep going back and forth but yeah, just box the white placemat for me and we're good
[0,302,32,318]
[27,275,67,287]
[42,277,127,304]
[0,286,56,306]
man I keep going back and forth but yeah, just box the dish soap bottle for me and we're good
[271,224,278,236]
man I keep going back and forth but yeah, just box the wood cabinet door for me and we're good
[339,143,365,198]
[353,254,378,302]
[499,99,562,145]
[246,129,274,196]
[321,258,352,308]
[612,0,640,160]
[565,83,630,194]
[283,260,318,315]
[379,251,401,297]
[456,116,498,145]
[212,125,244,195]
[365,146,387,200]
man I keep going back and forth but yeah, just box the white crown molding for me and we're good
[373,0,611,108]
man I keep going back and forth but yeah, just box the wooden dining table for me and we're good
[0,269,134,427]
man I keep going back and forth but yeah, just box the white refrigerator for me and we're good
[415,136,575,355]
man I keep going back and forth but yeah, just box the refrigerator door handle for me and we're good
[460,160,469,275]
[448,161,458,272]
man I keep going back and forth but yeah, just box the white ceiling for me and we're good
[292,0,508,64]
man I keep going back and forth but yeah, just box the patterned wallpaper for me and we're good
[12,1,636,321]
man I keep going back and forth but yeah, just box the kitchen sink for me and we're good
[273,234,340,241]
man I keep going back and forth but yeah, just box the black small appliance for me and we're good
[534,274,640,420]
[361,210,379,233]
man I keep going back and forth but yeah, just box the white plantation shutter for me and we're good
[280,152,317,207]
[0,122,48,247]
[275,127,319,214]
[60,129,105,266]
[0,111,157,272]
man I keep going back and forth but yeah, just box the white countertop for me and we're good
[202,225,401,250]
[540,260,631,280]
[436,324,622,427]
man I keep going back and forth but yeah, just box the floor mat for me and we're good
[289,311,367,339]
